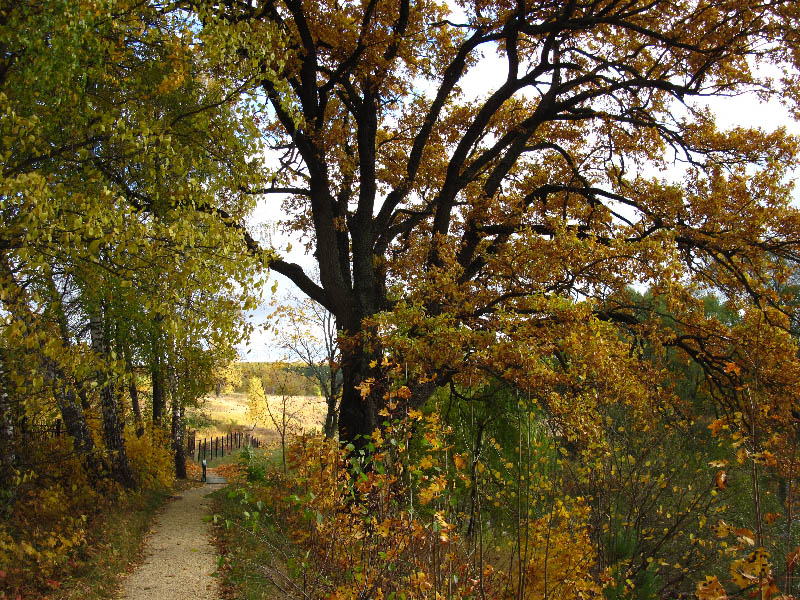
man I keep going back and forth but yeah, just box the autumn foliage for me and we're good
[7,0,800,599]
[227,394,601,599]
[0,425,174,594]
[1,1,261,594]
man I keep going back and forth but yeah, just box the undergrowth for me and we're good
[0,426,177,598]
[212,391,602,599]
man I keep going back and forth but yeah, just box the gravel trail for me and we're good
[118,474,226,600]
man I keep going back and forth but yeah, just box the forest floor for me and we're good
[116,471,227,600]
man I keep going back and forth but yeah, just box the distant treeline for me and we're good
[234,362,321,396]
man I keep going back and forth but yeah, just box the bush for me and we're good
[238,445,267,483]
[0,425,174,596]
[222,390,602,599]
[125,426,175,490]
[0,439,95,593]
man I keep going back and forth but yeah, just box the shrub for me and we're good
[225,389,602,599]
[125,426,174,490]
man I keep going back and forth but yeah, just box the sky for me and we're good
[236,11,800,362]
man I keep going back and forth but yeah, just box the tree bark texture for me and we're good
[90,310,137,489]
[170,369,186,479]
[0,348,16,481]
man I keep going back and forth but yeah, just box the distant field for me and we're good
[187,392,328,446]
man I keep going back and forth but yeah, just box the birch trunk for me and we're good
[90,309,136,489]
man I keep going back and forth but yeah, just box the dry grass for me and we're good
[187,392,327,446]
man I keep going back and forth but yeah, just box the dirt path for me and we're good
[118,473,226,600]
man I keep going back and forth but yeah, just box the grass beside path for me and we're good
[209,447,287,599]
[210,484,284,600]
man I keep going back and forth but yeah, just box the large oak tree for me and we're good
[198,0,800,446]
[188,0,800,447]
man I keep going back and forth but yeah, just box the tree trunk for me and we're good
[322,357,341,439]
[43,274,105,480]
[1,263,104,482]
[121,341,144,437]
[90,310,137,489]
[100,373,136,488]
[0,349,16,481]
[129,375,144,437]
[152,354,166,426]
[323,393,338,439]
[53,373,105,482]
[170,369,186,479]
[125,348,144,437]
[337,337,438,449]
[337,346,384,449]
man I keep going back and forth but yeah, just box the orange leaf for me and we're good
[724,361,741,376]
[696,575,727,600]
[709,419,726,437]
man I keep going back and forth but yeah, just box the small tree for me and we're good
[212,361,242,397]
[248,370,301,473]
[268,294,342,438]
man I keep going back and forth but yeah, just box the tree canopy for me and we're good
[1,0,264,486]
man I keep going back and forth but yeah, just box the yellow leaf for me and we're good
[730,548,771,588]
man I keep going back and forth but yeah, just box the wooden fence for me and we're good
[12,420,65,445]
[186,430,263,463]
